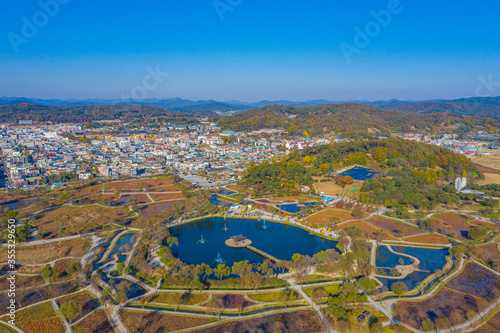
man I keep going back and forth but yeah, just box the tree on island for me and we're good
[391,282,408,298]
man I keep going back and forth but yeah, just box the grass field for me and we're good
[150,192,184,201]
[474,153,500,171]
[432,213,472,240]
[6,302,65,333]
[56,291,99,323]
[470,308,500,332]
[248,290,302,302]
[314,181,343,196]
[477,173,500,185]
[149,292,208,305]
[31,205,75,229]
[337,220,392,240]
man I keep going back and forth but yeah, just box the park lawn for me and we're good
[73,309,114,333]
[306,209,354,225]
[0,238,91,264]
[314,181,343,196]
[120,310,212,333]
[303,284,339,298]
[248,290,302,302]
[431,213,472,240]
[149,292,208,305]
[402,233,452,245]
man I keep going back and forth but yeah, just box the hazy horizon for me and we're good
[1,1,499,101]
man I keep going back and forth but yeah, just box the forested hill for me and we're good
[0,103,208,123]
[217,103,499,136]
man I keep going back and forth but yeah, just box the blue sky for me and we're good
[0,0,499,101]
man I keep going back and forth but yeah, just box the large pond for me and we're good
[339,166,378,180]
[169,217,339,268]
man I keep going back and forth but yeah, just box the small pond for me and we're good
[108,232,137,258]
[276,202,317,213]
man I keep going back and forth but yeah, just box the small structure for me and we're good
[225,234,252,248]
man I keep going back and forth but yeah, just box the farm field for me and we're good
[402,233,452,245]
[394,287,489,329]
[367,216,422,238]
[432,213,471,240]
[56,291,99,322]
[120,310,212,333]
[337,220,391,240]
[192,310,324,333]
[6,302,65,333]
[306,209,354,225]
[470,309,500,332]
[446,263,500,301]
[473,153,500,171]
[150,192,184,201]
[477,172,500,185]
[149,292,208,305]
[0,238,91,264]
[104,177,174,191]
[73,309,114,333]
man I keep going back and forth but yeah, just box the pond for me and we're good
[276,202,318,213]
[376,246,413,268]
[108,232,137,258]
[101,274,146,299]
[376,271,431,293]
[392,246,448,272]
[169,217,339,268]
[339,166,378,180]
[218,190,236,196]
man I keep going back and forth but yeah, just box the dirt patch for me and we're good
[73,309,114,333]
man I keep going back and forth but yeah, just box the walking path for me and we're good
[286,278,338,333]
[51,299,71,333]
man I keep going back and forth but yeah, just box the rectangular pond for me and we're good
[338,166,378,180]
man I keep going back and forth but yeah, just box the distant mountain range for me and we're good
[1,95,500,119]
